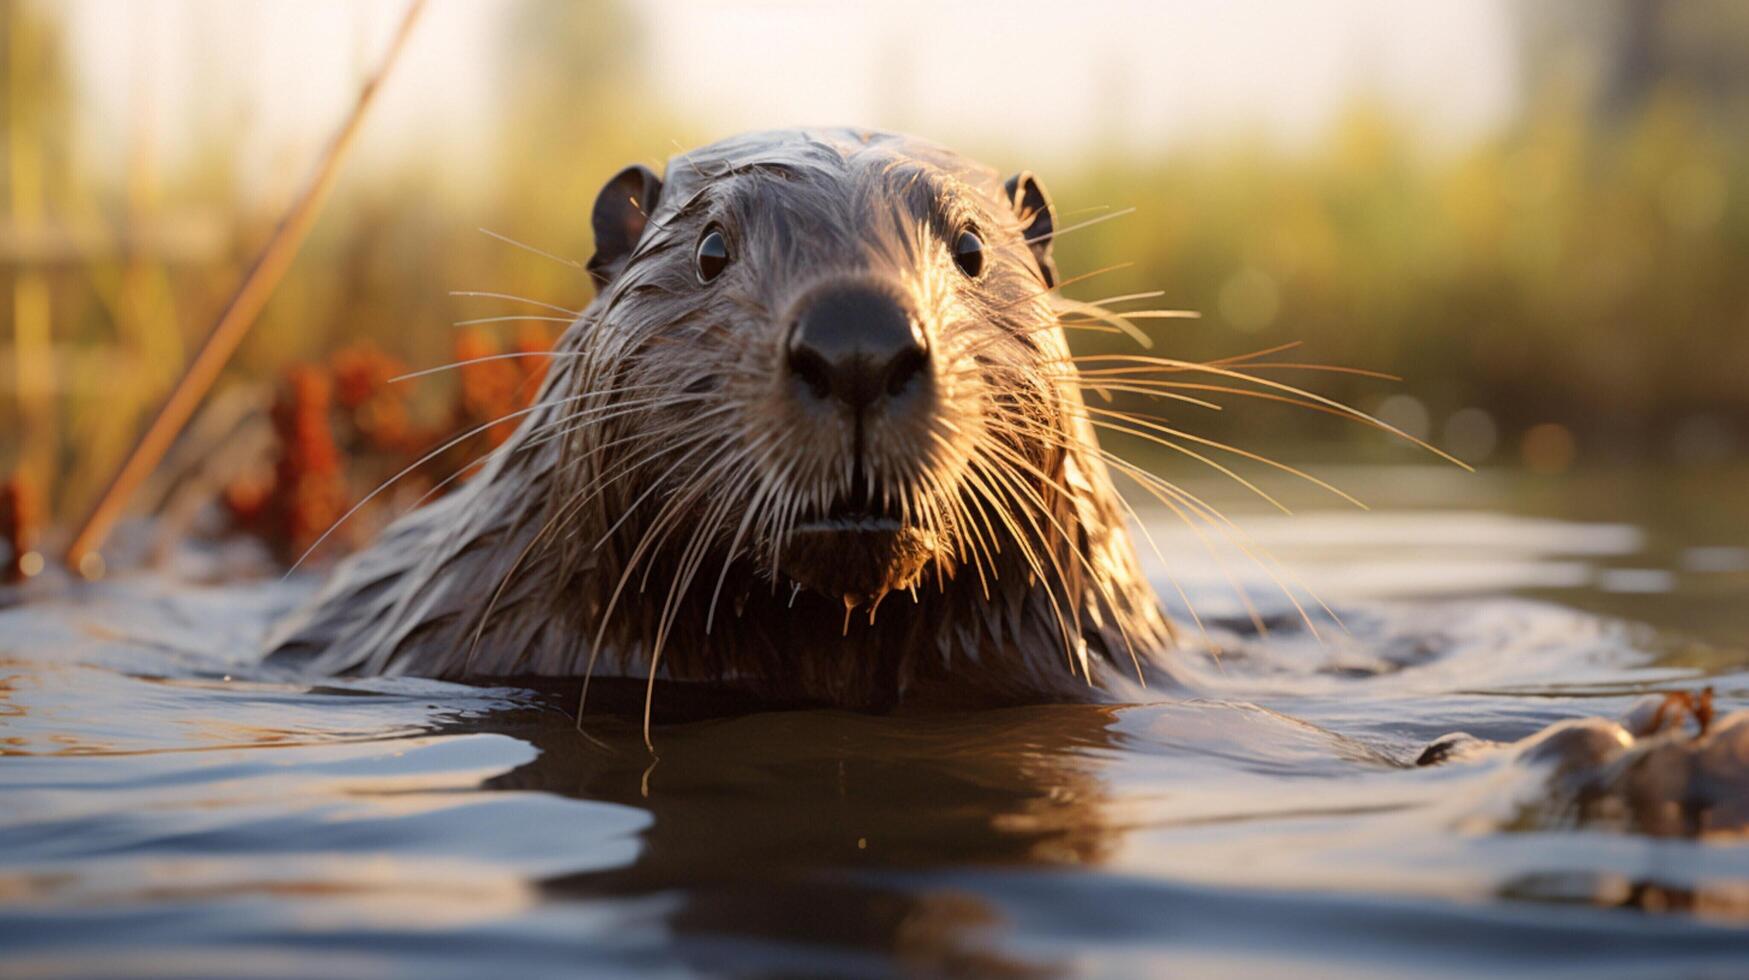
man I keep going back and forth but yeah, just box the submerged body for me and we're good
[269,129,1174,708]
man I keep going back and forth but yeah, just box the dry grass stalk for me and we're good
[63,0,427,574]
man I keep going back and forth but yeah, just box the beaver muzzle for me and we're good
[776,279,938,602]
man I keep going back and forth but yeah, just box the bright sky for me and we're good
[643,0,1519,162]
[60,0,1518,192]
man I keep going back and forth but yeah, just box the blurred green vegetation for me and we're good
[1,0,1745,538]
[1061,90,1748,461]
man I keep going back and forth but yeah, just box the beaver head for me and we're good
[566,129,1077,611]
[271,128,1175,711]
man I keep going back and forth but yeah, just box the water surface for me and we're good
[3,463,1748,977]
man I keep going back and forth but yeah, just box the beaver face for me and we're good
[574,130,1068,609]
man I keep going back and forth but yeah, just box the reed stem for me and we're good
[63,0,427,574]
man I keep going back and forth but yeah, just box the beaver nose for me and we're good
[786,284,929,411]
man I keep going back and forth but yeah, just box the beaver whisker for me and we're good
[452,314,577,327]
[1035,262,1137,295]
[1059,300,1199,321]
[634,483,736,728]
[1162,342,1401,381]
[1077,413,1293,513]
[911,471,954,562]
[1116,454,1334,641]
[969,262,1135,323]
[956,317,1136,360]
[523,395,727,454]
[999,406,1338,639]
[580,435,761,713]
[1061,355,1470,470]
[519,398,717,472]
[448,290,581,317]
[1072,379,1422,444]
[466,491,588,676]
[979,207,1137,264]
[981,402,1333,637]
[476,226,584,270]
[1057,382,1227,412]
[906,452,963,553]
[285,391,594,574]
[990,409,1275,639]
[1054,304,1193,347]
[1069,350,1401,415]
[1115,455,1273,638]
[635,437,776,602]
[937,469,990,588]
[946,313,1126,366]
[398,384,672,527]
[765,482,804,587]
[412,367,678,500]
[1062,339,1390,377]
[1062,309,1204,322]
[967,432,1149,681]
[1076,405,1338,511]
[1073,395,1368,507]
[921,430,997,599]
[986,407,1273,598]
[1114,455,1330,636]
[947,290,1199,368]
[964,451,1090,680]
[952,444,1070,613]
[458,399,731,672]
[465,418,732,675]
[1071,289,1168,308]
[1104,434,1344,633]
[704,449,800,634]
[1205,339,1311,364]
[1023,206,1136,246]
[916,469,962,564]
[646,442,772,649]
[387,350,588,384]
[538,407,734,475]
[526,410,678,458]
[1017,424,1215,655]
[1188,361,1401,381]
[646,476,752,744]
[414,392,690,533]
[381,446,493,525]
[1163,473,1345,637]
[945,476,997,598]
[588,427,752,555]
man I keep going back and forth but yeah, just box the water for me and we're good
[4,463,1748,978]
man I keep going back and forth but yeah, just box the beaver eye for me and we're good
[952,229,984,278]
[695,227,730,282]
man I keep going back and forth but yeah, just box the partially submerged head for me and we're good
[269,126,1173,703]
[564,128,1082,609]
[273,128,1460,717]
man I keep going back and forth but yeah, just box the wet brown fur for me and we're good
[267,129,1177,710]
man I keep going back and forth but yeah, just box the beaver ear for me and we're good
[588,164,664,288]
[1004,171,1056,288]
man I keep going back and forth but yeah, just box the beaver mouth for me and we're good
[780,481,935,602]
[794,482,905,534]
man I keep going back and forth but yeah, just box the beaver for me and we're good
[267,128,1181,716]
